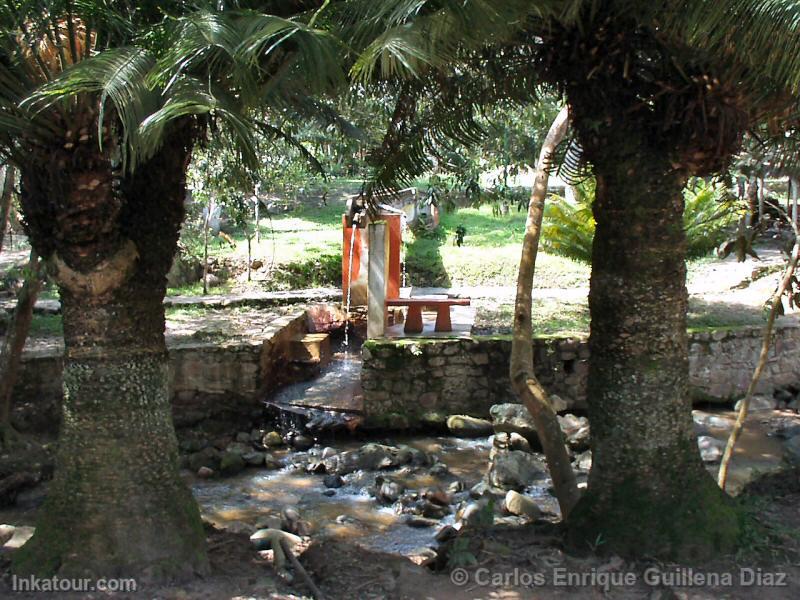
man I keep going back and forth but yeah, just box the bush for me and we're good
[267,253,341,290]
[541,179,736,263]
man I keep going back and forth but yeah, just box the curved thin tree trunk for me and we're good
[510,106,580,518]
[718,223,800,490]
[566,153,739,559]
[0,165,15,253]
[13,126,208,579]
[0,250,42,446]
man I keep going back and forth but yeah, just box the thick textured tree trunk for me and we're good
[510,106,580,518]
[13,125,208,579]
[566,154,739,560]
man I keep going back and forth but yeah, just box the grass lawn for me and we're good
[407,205,589,287]
[174,194,591,293]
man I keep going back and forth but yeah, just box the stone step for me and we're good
[288,333,331,366]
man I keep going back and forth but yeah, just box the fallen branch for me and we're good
[278,536,325,600]
[718,217,800,491]
[509,105,581,517]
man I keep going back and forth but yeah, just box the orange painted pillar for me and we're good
[385,214,402,300]
[342,215,362,297]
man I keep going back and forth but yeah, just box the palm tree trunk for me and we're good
[0,251,42,447]
[13,129,208,579]
[510,106,580,518]
[566,154,739,559]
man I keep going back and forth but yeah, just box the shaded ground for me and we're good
[3,470,799,599]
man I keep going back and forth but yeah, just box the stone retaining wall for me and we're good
[360,324,800,425]
[12,311,309,434]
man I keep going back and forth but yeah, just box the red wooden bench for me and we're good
[385,297,471,333]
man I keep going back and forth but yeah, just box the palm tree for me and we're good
[351,0,800,559]
[0,0,341,578]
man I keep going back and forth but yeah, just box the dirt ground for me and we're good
[0,467,798,599]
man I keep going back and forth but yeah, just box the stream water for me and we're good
[189,345,791,559]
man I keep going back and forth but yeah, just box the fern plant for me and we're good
[541,179,736,263]
[540,180,596,263]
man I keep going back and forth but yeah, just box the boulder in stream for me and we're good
[503,490,541,519]
[322,443,412,475]
[487,450,545,491]
[490,404,538,441]
[220,451,246,475]
[262,431,284,447]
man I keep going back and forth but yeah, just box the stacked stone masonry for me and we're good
[361,324,800,425]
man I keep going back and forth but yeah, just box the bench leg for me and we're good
[434,305,452,332]
[404,305,423,333]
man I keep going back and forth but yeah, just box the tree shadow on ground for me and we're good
[687,296,774,329]
[405,229,452,288]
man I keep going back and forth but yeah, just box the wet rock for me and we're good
[776,424,800,439]
[490,404,538,441]
[220,451,246,475]
[397,445,429,466]
[784,435,800,466]
[282,507,301,527]
[692,411,733,431]
[323,443,412,475]
[549,394,568,413]
[558,414,590,451]
[0,524,16,545]
[290,434,315,451]
[236,432,251,443]
[250,429,264,443]
[294,520,312,536]
[573,450,592,472]
[306,461,326,474]
[469,481,490,499]
[197,466,215,479]
[487,450,545,491]
[448,480,465,494]
[735,395,776,413]
[421,501,451,519]
[423,488,451,506]
[262,431,284,448]
[264,455,283,470]
[428,462,448,477]
[697,436,725,463]
[489,433,531,454]
[446,415,493,437]
[321,447,337,460]
[457,500,490,528]
[188,447,221,472]
[323,474,344,489]
[503,490,541,519]
[377,480,405,504]
[435,525,458,543]
[243,451,266,467]
[405,516,439,528]
[225,442,251,457]
[335,514,357,524]
[322,489,336,497]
